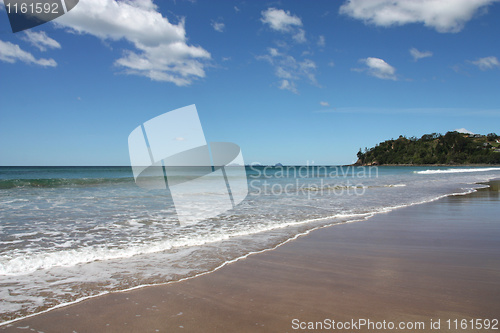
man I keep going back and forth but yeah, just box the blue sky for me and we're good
[0,0,499,166]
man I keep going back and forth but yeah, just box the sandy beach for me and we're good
[2,0,500,331]
[1,181,499,333]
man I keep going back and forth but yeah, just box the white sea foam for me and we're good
[0,199,29,204]
[415,167,500,174]
[0,211,368,276]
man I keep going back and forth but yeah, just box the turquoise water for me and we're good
[1,165,500,323]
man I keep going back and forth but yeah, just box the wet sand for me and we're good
[2,182,500,332]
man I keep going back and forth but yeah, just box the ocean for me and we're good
[1,165,500,324]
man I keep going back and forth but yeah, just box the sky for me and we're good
[0,0,499,166]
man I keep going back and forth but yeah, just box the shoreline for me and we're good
[1,179,499,332]
[351,164,500,167]
[0,180,488,327]
[0,211,376,326]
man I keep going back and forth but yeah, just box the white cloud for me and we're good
[455,128,474,134]
[359,57,397,80]
[410,47,432,61]
[261,8,302,32]
[22,31,61,52]
[234,6,240,12]
[269,48,280,57]
[317,35,325,47]
[259,8,317,92]
[299,59,317,83]
[261,8,307,43]
[0,40,57,67]
[275,66,293,79]
[328,61,335,67]
[212,21,225,32]
[258,48,317,94]
[471,56,500,70]
[339,0,499,33]
[53,0,210,86]
[320,101,330,107]
[279,79,298,94]
[292,29,306,43]
[121,0,157,11]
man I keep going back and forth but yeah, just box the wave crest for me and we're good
[415,167,500,175]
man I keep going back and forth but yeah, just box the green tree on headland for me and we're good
[355,131,500,165]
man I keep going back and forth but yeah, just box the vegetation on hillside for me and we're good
[356,131,500,165]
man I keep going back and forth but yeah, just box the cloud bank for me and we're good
[0,40,57,67]
[471,56,500,70]
[22,31,61,52]
[339,0,499,33]
[53,0,210,86]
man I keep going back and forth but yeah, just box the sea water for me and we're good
[1,165,500,323]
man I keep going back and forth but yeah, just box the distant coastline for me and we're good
[355,131,500,166]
